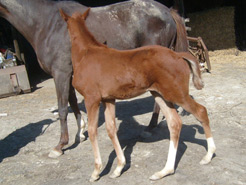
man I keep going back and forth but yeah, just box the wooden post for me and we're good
[11,26,23,63]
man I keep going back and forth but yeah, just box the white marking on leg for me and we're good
[75,116,86,142]
[110,160,126,179]
[89,143,102,182]
[200,137,216,165]
[110,153,126,179]
[150,141,176,180]
[207,137,216,151]
[165,141,177,171]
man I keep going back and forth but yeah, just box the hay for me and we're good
[187,6,235,50]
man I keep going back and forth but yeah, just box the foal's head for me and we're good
[0,3,9,17]
[60,8,89,25]
[60,8,104,47]
[60,8,90,37]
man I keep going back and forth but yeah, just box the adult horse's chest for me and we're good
[34,19,72,75]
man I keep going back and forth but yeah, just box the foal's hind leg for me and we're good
[150,93,182,180]
[68,84,86,143]
[181,96,216,165]
[103,100,126,179]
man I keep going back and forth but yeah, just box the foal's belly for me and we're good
[101,83,148,100]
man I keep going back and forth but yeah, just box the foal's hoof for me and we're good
[199,151,215,165]
[48,149,63,158]
[140,131,152,138]
[149,169,174,181]
[109,171,121,179]
[199,156,211,165]
[89,175,100,182]
[75,134,86,143]
[149,172,163,181]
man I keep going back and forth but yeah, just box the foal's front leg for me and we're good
[85,98,102,182]
[103,100,126,178]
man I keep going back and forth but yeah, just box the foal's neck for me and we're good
[70,19,106,51]
[69,19,105,69]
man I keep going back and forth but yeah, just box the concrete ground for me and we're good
[0,48,245,185]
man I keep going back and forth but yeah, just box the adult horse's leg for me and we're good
[150,93,182,180]
[141,102,161,138]
[145,102,160,131]
[68,82,86,143]
[48,72,71,158]
[103,100,126,179]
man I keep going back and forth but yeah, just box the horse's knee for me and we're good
[88,125,97,140]
[196,104,209,124]
[58,106,68,120]
[197,104,207,115]
[167,115,182,143]
[169,115,182,130]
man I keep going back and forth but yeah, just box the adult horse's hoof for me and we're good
[48,149,63,158]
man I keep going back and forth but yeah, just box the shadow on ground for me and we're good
[67,95,207,178]
[0,119,57,163]
[1,95,207,177]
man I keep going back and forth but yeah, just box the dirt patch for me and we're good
[0,6,246,185]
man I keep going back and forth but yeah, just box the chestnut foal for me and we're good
[60,9,216,182]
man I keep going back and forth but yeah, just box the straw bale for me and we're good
[187,6,235,50]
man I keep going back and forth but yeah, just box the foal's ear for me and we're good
[81,8,91,20]
[59,8,69,22]
[0,3,10,16]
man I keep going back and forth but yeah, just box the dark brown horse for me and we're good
[60,9,216,182]
[0,0,188,158]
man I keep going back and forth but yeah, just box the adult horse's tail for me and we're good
[170,9,189,52]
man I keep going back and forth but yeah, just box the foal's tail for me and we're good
[180,52,204,90]
[170,9,189,52]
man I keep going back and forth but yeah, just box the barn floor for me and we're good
[0,6,246,185]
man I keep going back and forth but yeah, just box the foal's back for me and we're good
[73,45,190,101]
